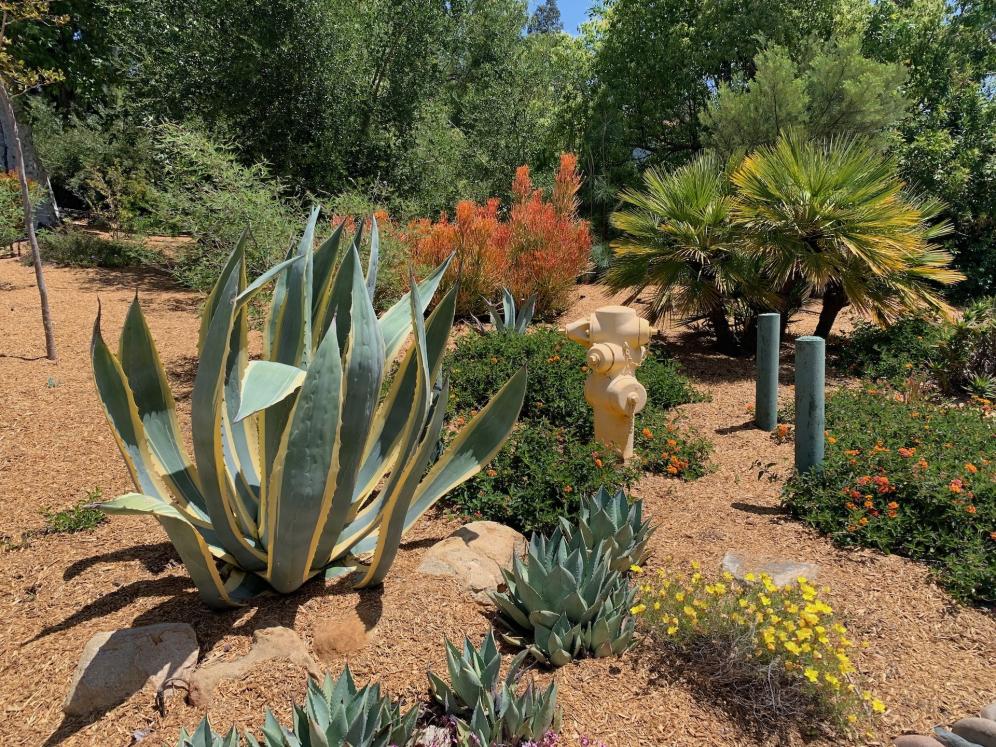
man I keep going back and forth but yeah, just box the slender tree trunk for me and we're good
[815,284,848,340]
[708,306,741,355]
[0,80,56,360]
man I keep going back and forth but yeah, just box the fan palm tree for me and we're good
[732,133,964,338]
[606,156,772,352]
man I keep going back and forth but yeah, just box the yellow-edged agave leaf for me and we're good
[379,255,452,361]
[366,213,379,300]
[351,283,458,507]
[354,279,432,587]
[235,361,307,422]
[310,245,385,570]
[99,493,258,608]
[265,319,344,593]
[311,219,347,322]
[190,258,266,571]
[118,296,208,519]
[198,231,247,356]
[356,377,449,587]
[404,366,528,532]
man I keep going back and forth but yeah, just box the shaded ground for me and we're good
[0,262,993,746]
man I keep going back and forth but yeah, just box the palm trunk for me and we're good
[708,306,740,355]
[1,79,56,360]
[815,284,847,340]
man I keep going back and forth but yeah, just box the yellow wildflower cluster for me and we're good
[630,563,886,728]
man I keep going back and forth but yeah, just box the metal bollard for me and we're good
[794,335,825,473]
[755,313,780,431]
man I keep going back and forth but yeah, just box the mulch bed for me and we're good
[0,258,993,746]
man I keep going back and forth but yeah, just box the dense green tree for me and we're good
[528,0,563,33]
[701,38,908,157]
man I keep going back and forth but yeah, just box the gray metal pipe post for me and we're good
[755,313,780,431]
[795,335,825,473]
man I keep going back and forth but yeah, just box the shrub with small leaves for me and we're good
[44,489,107,533]
[631,563,885,735]
[783,388,995,605]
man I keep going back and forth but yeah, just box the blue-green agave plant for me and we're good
[91,209,527,607]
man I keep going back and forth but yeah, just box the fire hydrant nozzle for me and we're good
[562,305,657,461]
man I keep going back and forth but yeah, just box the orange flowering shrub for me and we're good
[784,389,995,605]
[406,154,591,317]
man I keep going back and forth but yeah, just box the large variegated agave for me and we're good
[177,666,417,747]
[428,631,560,745]
[91,209,527,607]
[559,488,654,572]
[491,528,636,667]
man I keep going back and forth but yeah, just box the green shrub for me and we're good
[147,121,296,290]
[35,229,159,268]
[445,327,709,533]
[783,389,995,605]
[0,171,46,246]
[832,317,942,384]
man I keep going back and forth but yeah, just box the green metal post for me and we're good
[755,313,780,431]
[795,335,825,473]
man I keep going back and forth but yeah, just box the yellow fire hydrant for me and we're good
[563,305,655,461]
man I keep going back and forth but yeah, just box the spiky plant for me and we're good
[491,528,636,667]
[91,209,527,607]
[732,133,964,339]
[475,288,537,335]
[560,488,654,572]
[606,155,773,352]
[428,631,560,746]
[177,666,417,747]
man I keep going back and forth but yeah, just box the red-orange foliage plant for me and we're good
[406,154,591,317]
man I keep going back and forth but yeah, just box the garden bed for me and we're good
[0,260,993,746]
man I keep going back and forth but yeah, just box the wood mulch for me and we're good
[0,259,993,747]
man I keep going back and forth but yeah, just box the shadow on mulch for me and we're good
[36,546,385,746]
[75,264,183,296]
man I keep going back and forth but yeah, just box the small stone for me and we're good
[934,727,985,747]
[894,736,945,747]
[981,703,996,722]
[721,550,819,587]
[63,623,199,716]
[417,521,526,604]
[313,611,372,662]
[952,718,996,747]
[189,626,319,707]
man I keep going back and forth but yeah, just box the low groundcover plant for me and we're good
[630,563,885,736]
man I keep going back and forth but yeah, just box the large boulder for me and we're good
[189,626,320,707]
[894,737,945,747]
[417,521,526,604]
[63,623,199,716]
[952,718,996,747]
[721,550,820,588]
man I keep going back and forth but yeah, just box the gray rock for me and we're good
[935,727,984,747]
[894,736,945,747]
[189,626,320,707]
[953,718,996,747]
[981,703,996,722]
[63,623,198,716]
[417,521,526,604]
[721,550,819,587]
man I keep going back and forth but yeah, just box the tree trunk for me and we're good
[708,306,741,355]
[0,90,58,226]
[1,80,56,360]
[815,284,848,340]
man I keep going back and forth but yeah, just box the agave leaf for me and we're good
[235,361,307,422]
[233,253,306,308]
[118,296,209,519]
[265,318,344,593]
[502,287,515,327]
[311,220,347,324]
[310,245,385,571]
[366,214,379,300]
[404,365,527,532]
[378,254,452,361]
[199,232,246,356]
[98,494,245,609]
[515,293,537,333]
[190,257,266,571]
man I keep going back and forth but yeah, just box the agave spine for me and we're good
[92,209,527,607]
